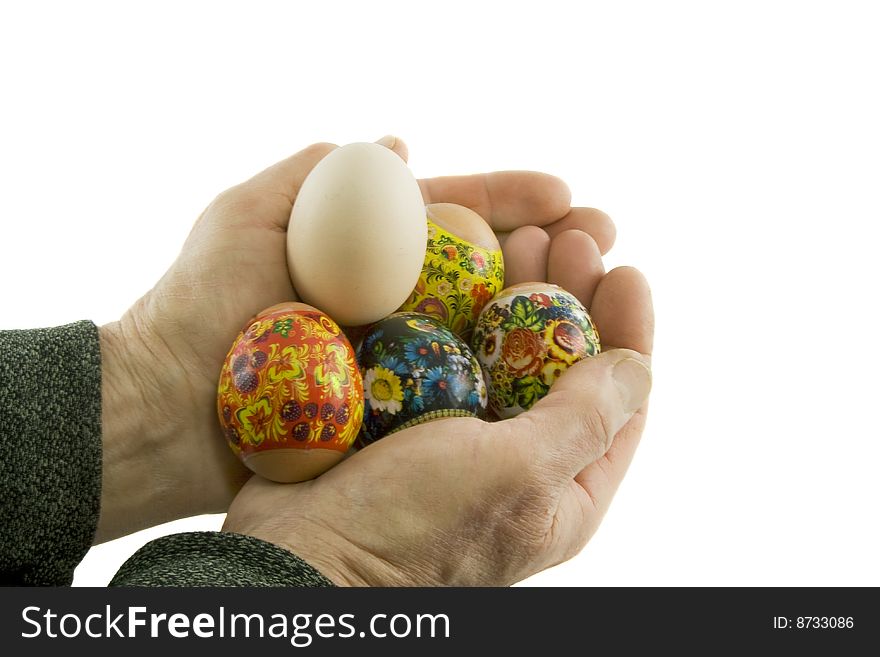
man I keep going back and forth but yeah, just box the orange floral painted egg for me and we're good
[471,283,600,418]
[217,302,364,482]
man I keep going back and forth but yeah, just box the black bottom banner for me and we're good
[1,587,875,654]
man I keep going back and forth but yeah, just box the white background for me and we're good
[1,1,878,586]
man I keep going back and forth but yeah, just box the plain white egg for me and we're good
[287,142,427,327]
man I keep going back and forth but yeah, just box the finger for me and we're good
[419,171,571,232]
[375,134,409,163]
[547,229,605,309]
[572,267,654,513]
[513,348,652,483]
[501,225,551,286]
[589,266,654,354]
[543,207,617,255]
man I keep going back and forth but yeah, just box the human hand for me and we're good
[222,252,653,586]
[95,137,617,543]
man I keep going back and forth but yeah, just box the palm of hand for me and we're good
[120,179,305,512]
[224,202,651,585]
[125,139,643,542]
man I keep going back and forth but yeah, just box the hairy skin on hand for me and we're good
[94,137,627,562]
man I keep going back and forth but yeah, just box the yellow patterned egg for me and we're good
[398,203,504,342]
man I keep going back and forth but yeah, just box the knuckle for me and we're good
[576,404,614,456]
[300,141,338,160]
[209,183,274,218]
[491,494,555,581]
[503,414,546,469]
[606,347,642,360]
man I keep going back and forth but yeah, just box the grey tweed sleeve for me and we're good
[1,321,334,587]
[0,321,103,585]
[110,532,334,587]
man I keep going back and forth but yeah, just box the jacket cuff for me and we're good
[109,531,335,587]
[0,320,103,585]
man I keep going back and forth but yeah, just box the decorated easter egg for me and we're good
[398,203,504,342]
[357,312,488,445]
[287,142,427,327]
[217,302,364,482]
[471,283,600,418]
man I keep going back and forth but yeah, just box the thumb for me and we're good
[513,348,652,482]
[249,136,408,201]
[219,136,409,230]
[375,134,409,162]
[205,141,338,232]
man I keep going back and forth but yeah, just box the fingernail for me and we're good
[612,358,652,414]
[375,135,397,149]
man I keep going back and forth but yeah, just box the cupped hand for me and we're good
[96,137,615,543]
[222,250,654,586]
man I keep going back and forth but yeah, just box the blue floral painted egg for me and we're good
[356,312,488,445]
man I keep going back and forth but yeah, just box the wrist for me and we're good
[220,480,403,587]
[267,531,376,588]
[221,523,368,588]
[96,315,193,542]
